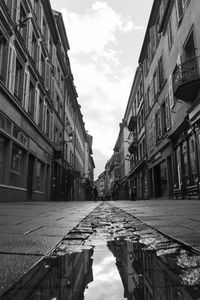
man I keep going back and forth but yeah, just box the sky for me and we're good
[50,0,154,179]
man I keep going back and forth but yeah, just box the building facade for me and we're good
[104,0,200,200]
[0,0,94,202]
[125,66,148,200]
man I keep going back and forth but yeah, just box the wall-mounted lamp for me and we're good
[65,132,73,143]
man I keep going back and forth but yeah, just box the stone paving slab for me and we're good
[110,199,200,252]
[0,253,42,296]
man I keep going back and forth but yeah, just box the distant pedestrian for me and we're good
[93,185,98,201]
[131,186,136,201]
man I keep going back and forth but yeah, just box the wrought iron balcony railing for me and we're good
[173,56,200,102]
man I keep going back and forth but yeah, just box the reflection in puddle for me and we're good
[84,245,124,300]
[109,237,200,300]
[2,238,200,299]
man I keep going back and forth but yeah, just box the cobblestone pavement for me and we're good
[1,199,200,298]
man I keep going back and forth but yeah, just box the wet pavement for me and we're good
[1,201,200,299]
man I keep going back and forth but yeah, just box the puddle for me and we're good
[2,238,200,299]
[2,203,200,299]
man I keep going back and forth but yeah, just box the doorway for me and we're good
[27,154,34,200]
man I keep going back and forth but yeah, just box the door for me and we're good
[27,154,34,200]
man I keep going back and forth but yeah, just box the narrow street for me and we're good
[1,200,200,299]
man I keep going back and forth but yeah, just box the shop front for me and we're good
[148,145,173,199]
[172,118,200,199]
[128,159,149,200]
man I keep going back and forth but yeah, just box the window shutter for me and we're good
[24,71,30,112]
[152,116,156,146]
[150,25,156,54]
[158,55,164,88]
[37,41,41,72]
[168,74,174,108]
[8,46,16,94]
[45,60,51,90]
[39,2,43,30]
[52,44,57,67]
[50,76,55,100]
[43,101,47,133]
[27,19,33,53]
[165,95,171,130]
[35,87,40,124]
[49,113,54,141]
[176,0,184,21]
[12,0,20,23]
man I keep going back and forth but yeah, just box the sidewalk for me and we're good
[0,201,100,297]
[110,199,200,252]
[1,199,200,297]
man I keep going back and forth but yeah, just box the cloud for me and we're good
[62,1,133,56]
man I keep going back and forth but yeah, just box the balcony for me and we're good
[173,56,200,102]
[127,116,137,132]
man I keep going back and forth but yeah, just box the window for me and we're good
[149,120,154,151]
[43,102,47,133]
[38,96,43,129]
[176,0,184,22]
[35,161,44,191]
[10,145,24,187]
[158,55,164,88]
[41,54,45,78]
[161,96,170,134]
[46,108,50,136]
[149,80,154,108]
[34,0,42,28]
[0,37,7,81]
[49,113,54,141]
[14,58,23,102]
[182,141,189,183]
[0,113,12,134]
[19,4,27,42]
[188,135,197,184]
[155,109,162,141]
[23,70,30,111]
[167,16,174,51]
[31,33,37,62]
[7,45,16,94]
[0,137,6,183]
[28,80,35,118]
[153,68,159,98]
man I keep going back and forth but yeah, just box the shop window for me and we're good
[35,160,44,191]
[0,137,6,184]
[10,145,24,187]
[188,135,197,184]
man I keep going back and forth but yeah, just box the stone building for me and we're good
[0,0,94,201]
[125,66,148,200]
[139,0,200,199]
